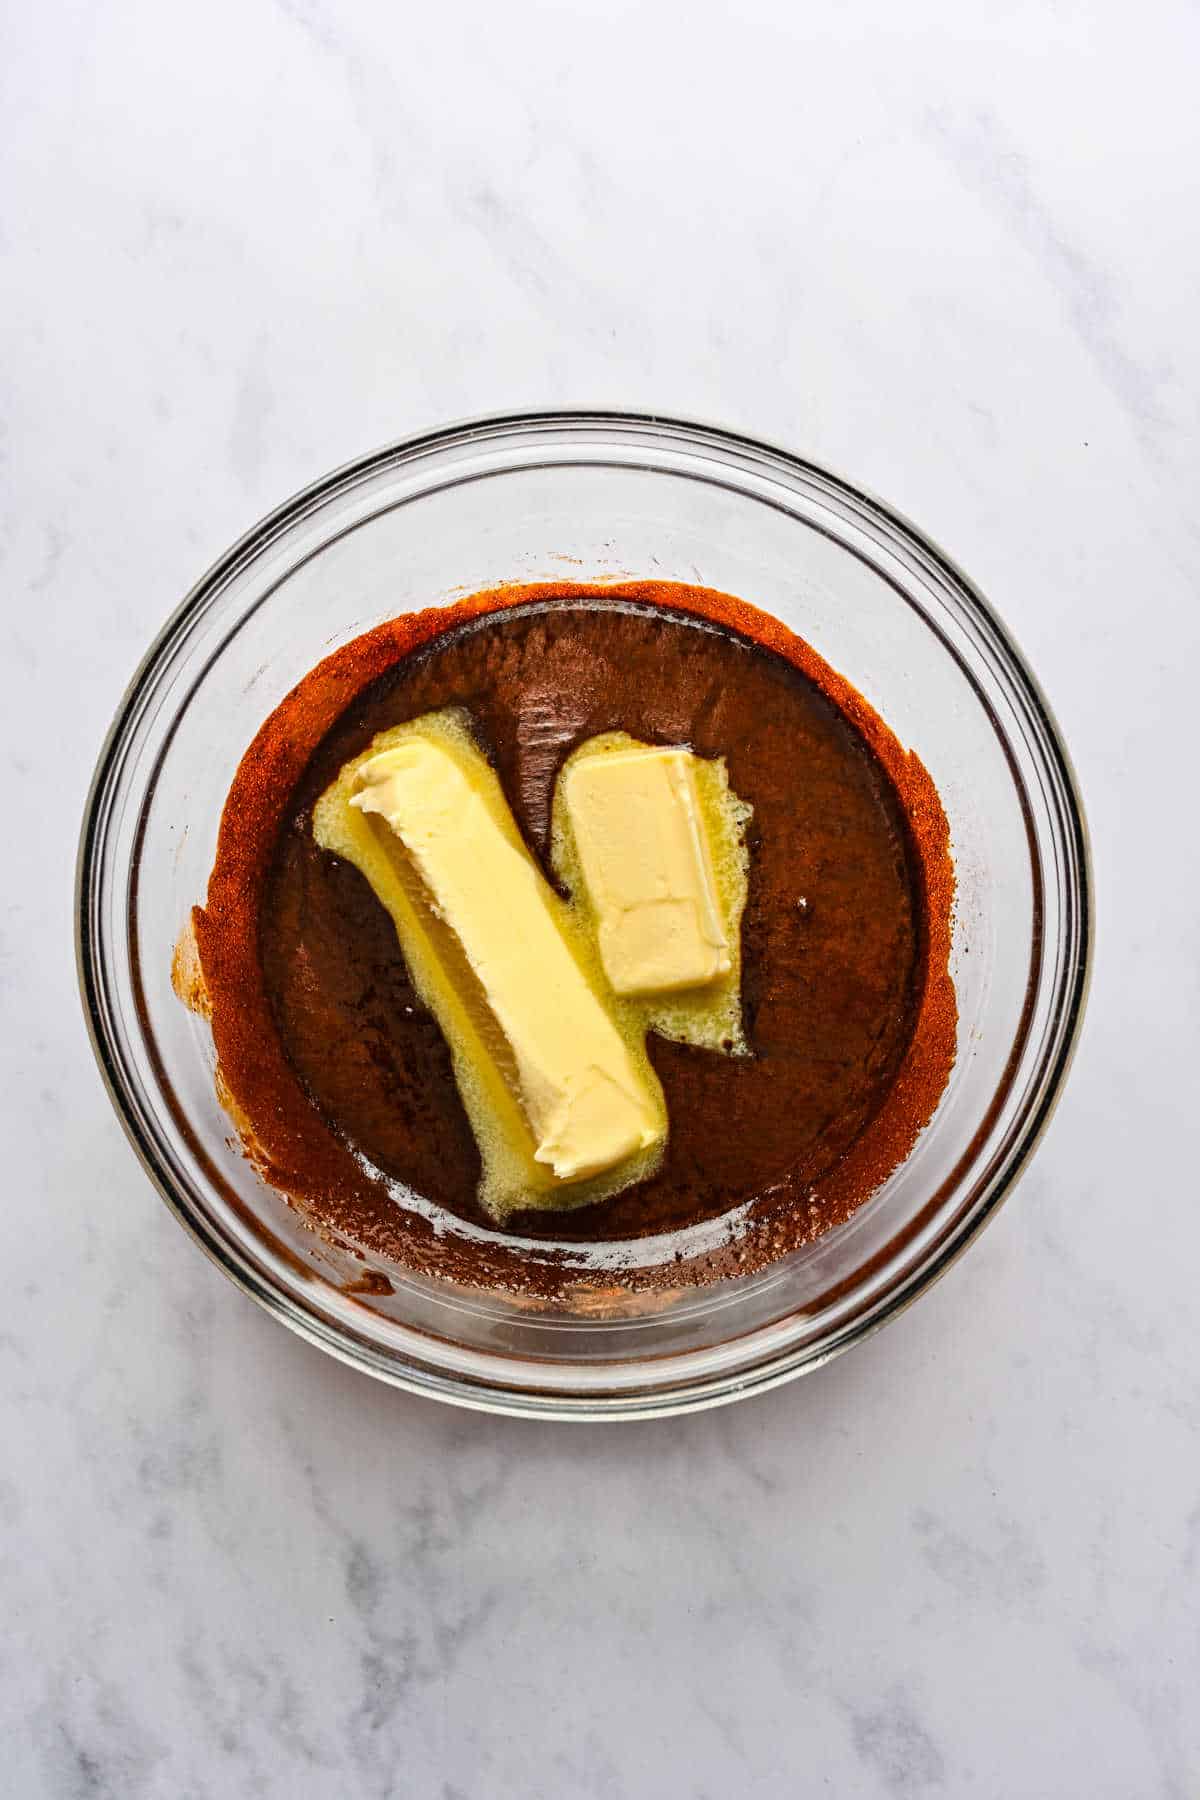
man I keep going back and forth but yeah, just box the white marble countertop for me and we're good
[4,2,1198,1793]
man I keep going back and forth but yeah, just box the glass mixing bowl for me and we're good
[77,412,1091,1418]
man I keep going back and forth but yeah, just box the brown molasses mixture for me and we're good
[192,583,956,1296]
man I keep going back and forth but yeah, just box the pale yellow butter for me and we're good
[562,745,732,996]
[349,734,662,1185]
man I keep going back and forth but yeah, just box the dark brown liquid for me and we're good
[260,599,922,1241]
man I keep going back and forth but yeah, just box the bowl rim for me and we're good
[76,407,1094,1420]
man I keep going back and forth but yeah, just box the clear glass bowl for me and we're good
[77,412,1091,1419]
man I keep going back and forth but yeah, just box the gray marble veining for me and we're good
[3,1,1199,1794]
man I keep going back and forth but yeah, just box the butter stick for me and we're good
[562,745,731,996]
[322,717,664,1203]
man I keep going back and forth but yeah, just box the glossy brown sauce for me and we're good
[194,583,956,1296]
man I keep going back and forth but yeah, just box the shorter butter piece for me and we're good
[349,732,662,1186]
[562,745,732,997]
